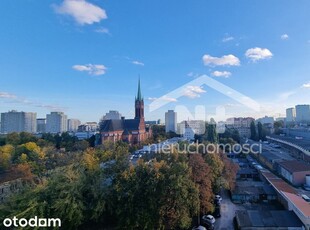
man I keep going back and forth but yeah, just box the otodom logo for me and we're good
[3,216,61,228]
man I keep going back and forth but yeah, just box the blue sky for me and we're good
[0,0,310,122]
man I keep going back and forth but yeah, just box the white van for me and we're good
[301,194,310,202]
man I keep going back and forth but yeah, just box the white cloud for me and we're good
[132,61,145,66]
[245,47,273,62]
[35,104,67,111]
[281,34,289,40]
[54,0,107,25]
[212,71,231,78]
[0,92,17,99]
[95,27,110,35]
[202,54,240,66]
[302,82,310,88]
[72,64,107,75]
[148,96,177,102]
[0,92,66,111]
[222,36,234,42]
[183,85,206,99]
[187,72,194,77]
[278,91,296,100]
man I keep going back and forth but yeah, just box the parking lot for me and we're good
[214,190,245,230]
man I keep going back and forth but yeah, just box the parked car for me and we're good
[214,194,222,205]
[201,214,215,230]
[302,194,310,202]
[202,215,216,224]
[215,194,222,201]
[192,226,207,230]
[213,205,221,218]
[303,184,310,191]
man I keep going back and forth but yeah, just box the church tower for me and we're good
[135,78,144,119]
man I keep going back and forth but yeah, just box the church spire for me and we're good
[135,77,144,119]
[137,77,142,101]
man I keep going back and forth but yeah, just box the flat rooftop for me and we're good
[235,210,303,228]
[262,171,310,218]
[233,183,276,196]
[278,160,310,173]
[270,134,310,150]
[282,192,310,218]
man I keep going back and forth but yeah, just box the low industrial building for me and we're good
[235,210,304,230]
[257,151,285,171]
[262,171,310,229]
[237,168,259,180]
[277,160,310,186]
[232,181,277,203]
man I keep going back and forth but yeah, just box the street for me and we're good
[214,190,245,230]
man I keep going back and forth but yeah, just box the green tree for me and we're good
[204,153,224,192]
[206,121,218,143]
[115,158,199,229]
[250,120,257,140]
[0,136,6,146]
[221,153,239,190]
[274,120,284,135]
[6,132,21,146]
[0,145,14,171]
[219,128,241,143]
[88,135,96,147]
[73,140,89,151]
[189,154,213,214]
[19,132,38,144]
[0,150,111,230]
[257,122,266,141]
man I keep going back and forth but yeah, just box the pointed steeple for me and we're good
[135,77,144,119]
[137,77,142,101]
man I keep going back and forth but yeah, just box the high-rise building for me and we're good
[0,110,36,133]
[226,117,255,138]
[286,108,296,122]
[102,110,122,120]
[46,112,68,133]
[36,118,46,133]
[165,110,177,133]
[295,105,310,122]
[68,119,81,132]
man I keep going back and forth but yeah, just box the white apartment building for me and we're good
[46,112,68,133]
[286,107,296,122]
[36,118,46,133]
[67,119,81,132]
[295,104,310,122]
[0,110,36,133]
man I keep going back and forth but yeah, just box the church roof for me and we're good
[100,119,140,133]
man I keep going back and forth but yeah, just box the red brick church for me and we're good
[100,80,152,144]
